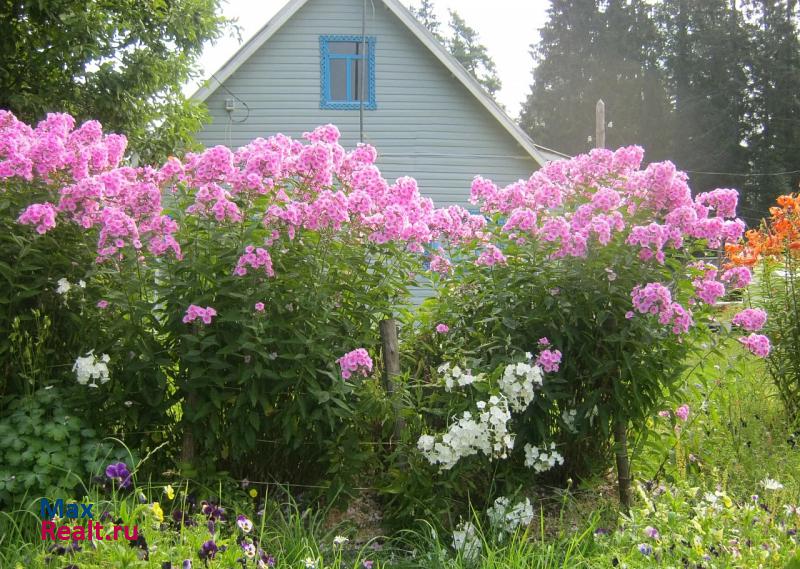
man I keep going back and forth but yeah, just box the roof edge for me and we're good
[379,0,547,167]
[191,0,310,102]
[191,0,549,167]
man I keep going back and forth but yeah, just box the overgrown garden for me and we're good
[1,111,798,567]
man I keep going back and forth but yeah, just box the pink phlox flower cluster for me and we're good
[693,279,726,305]
[469,143,746,267]
[475,244,507,267]
[186,182,242,223]
[303,124,341,145]
[429,254,452,275]
[139,214,182,259]
[435,323,449,334]
[675,404,690,422]
[18,202,57,234]
[4,111,492,271]
[96,207,142,261]
[0,111,126,182]
[721,266,752,289]
[696,188,739,219]
[731,308,767,332]
[536,349,562,373]
[183,305,217,325]
[631,283,694,334]
[429,205,486,245]
[337,348,373,380]
[738,333,771,358]
[631,283,673,315]
[235,246,275,277]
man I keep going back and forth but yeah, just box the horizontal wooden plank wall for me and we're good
[197,0,539,208]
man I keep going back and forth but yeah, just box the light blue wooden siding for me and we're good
[196,0,538,206]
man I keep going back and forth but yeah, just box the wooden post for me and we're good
[379,318,405,441]
[181,390,197,464]
[614,421,632,511]
[596,98,631,510]
[595,99,606,150]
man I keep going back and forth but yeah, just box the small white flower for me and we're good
[761,478,784,491]
[417,435,435,453]
[78,280,86,288]
[524,442,564,472]
[303,557,317,569]
[72,351,111,386]
[56,278,71,295]
[452,521,481,560]
[333,535,349,546]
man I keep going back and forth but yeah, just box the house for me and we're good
[192,0,565,209]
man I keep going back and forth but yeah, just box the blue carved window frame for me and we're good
[320,35,376,110]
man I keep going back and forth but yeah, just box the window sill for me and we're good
[320,100,377,110]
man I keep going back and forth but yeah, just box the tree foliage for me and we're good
[522,0,800,223]
[410,1,502,96]
[520,0,673,160]
[0,0,229,163]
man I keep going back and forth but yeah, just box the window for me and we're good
[320,35,376,110]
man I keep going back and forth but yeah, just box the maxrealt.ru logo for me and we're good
[40,498,138,541]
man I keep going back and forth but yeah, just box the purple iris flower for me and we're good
[638,543,653,555]
[105,462,132,488]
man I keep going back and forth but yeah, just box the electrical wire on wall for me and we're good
[209,72,251,147]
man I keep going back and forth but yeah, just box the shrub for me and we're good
[1,110,487,489]
[391,147,765,521]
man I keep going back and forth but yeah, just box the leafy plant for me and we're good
[727,193,800,421]
[397,146,766,519]
[0,388,120,507]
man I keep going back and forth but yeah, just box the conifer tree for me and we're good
[409,1,502,96]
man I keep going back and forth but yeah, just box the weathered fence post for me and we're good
[379,318,405,442]
[595,99,606,150]
[596,98,632,511]
[181,390,197,464]
[614,421,632,511]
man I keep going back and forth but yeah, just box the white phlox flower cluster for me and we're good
[417,396,514,470]
[56,278,71,295]
[523,442,564,473]
[562,408,578,433]
[486,496,535,539]
[438,362,484,392]
[451,520,481,561]
[73,350,111,386]
[499,359,543,412]
[56,277,86,297]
